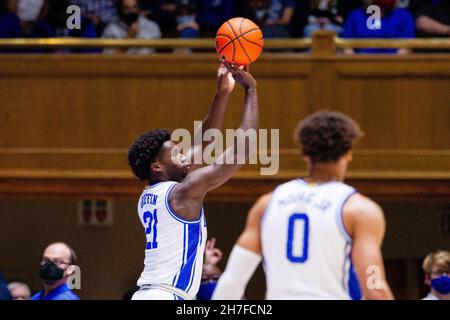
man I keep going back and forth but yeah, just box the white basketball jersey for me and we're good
[136,181,207,299]
[261,179,362,300]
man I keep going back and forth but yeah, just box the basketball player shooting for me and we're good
[127,61,258,300]
[212,111,395,300]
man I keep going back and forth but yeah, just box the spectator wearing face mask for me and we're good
[422,250,450,300]
[342,0,415,54]
[31,242,79,300]
[304,0,344,37]
[8,282,31,300]
[102,0,162,54]
[176,2,199,39]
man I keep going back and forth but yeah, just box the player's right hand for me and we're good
[221,59,257,90]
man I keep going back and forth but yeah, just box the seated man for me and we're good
[422,250,450,300]
[304,0,344,37]
[342,0,415,54]
[102,0,161,54]
[31,242,80,301]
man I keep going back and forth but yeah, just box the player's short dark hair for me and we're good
[297,111,363,163]
[128,129,171,181]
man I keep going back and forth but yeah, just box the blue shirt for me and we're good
[31,284,80,300]
[0,12,23,38]
[342,8,415,54]
[197,0,233,29]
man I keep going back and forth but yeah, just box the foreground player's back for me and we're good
[261,179,360,300]
[136,181,207,299]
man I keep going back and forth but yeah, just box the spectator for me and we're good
[140,0,179,36]
[196,0,233,37]
[102,0,161,54]
[415,0,450,37]
[0,272,11,300]
[0,0,23,38]
[342,0,415,54]
[197,238,223,300]
[31,0,97,38]
[262,0,295,38]
[422,250,450,300]
[304,0,344,37]
[31,242,80,300]
[8,282,31,300]
[72,0,118,34]
[176,2,199,38]
[245,0,270,26]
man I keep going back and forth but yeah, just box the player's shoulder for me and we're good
[246,192,273,225]
[344,193,385,222]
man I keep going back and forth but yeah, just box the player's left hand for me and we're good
[217,62,235,94]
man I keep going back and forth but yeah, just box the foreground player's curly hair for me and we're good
[128,129,171,181]
[297,111,363,163]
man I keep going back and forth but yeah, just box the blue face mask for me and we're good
[431,275,450,295]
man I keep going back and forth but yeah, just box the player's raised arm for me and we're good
[212,193,271,300]
[170,63,259,220]
[184,62,235,172]
[345,194,395,300]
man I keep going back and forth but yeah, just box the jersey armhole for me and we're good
[336,190,358,243]
[165,183,202,224]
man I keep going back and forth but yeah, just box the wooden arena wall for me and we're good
[0,53,449,200]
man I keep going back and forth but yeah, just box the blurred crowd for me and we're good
[0,0,449,53]
[1,243,449,300]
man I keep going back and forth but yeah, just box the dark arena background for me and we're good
[0,0,449,301]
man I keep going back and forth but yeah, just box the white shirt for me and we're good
[102,16,161,54]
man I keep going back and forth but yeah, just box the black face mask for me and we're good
[123,12,139,26]
[39,261,64,285]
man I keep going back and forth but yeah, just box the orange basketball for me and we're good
[216,17,264,66]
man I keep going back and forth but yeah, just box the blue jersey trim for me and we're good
[336,190,357,242]
[172,224,188,286]
[348,260,362,300]
[175,223,200,291]
[165,183,202,224]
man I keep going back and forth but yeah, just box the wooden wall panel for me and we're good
[0,53,449,199]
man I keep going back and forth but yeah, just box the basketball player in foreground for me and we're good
[127,61,258,300]
[213,111,394,300]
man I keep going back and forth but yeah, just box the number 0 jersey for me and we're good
[136,181,207,299]
[261,179,362,300]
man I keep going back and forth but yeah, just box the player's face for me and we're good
[160,141,189,182]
